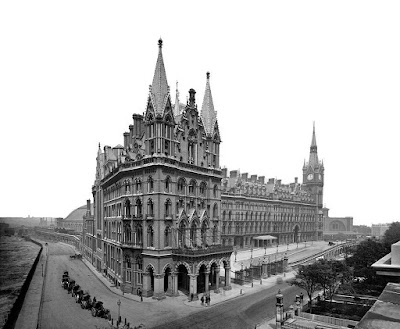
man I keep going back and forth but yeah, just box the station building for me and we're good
[83,40,325,299]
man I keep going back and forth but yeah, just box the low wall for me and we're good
[3,238,43,329]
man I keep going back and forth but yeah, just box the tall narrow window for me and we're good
[147,226,154,247]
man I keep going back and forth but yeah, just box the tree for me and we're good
[383,221,400,249]
[346,239,387,283]
[289,262,322,313]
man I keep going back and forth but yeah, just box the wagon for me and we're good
[91,301,111,319]
[80,293,92,309]
[71,284,81,297]
[67,280,76,293]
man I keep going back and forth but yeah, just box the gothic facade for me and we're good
[83,40,325,299]
[220,125,325,248]
[88,40,231,300]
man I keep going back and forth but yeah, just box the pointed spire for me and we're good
[200,72,217,136]
[149,38,170,115]
[308,122,319,168]
[174,81,181,116]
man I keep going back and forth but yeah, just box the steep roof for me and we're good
[149,39,170,116]
[200,72,217,136]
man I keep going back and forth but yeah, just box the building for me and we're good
[87,39,232,300]
[321,207,354,240]
[352,225,371,237]
[220,124,324,248]
[371,223,390,238]
[57,205,90,233]
[83,40,325,299]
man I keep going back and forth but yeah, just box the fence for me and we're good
[298,312,358,328]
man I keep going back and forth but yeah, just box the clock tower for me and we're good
[302,123,324,208]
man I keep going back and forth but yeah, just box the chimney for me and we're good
[132,114,144,137]
[295,177,298,184]
[276,179,281,186]
[86,199,91,216]
[258,176,265,184]
[241,173,248,181]
[230,170,238,178]
[222,168,228,178]
[188,88,196,107]
[268,178,275,184]
[251,175,258,183]
[123,132,129,148]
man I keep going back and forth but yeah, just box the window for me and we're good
[164,226,171,247]
[199,182,206,196]
[148,176,154,193]
[213,203,218,219]
[213,185,218,198]
[136,199,142,217]
[147,199,154,217]
[189,180,196,195]
[165,176,171,192]
[177,178,186,195]
[147,226,154,247]
[165,199,172,217]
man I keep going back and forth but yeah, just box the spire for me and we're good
[308,122,319,168]
[200,72,217,136]
[149,38,170,115]
[174,81,181,116]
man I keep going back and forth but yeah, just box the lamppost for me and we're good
[234,247,237,262]
[304,240,307,248]
[241,262,244,271]
[287,242,289,251]
[250,247,253,260]
[264,244,267,255]
[276,243,279,254]
[117,299,121,324]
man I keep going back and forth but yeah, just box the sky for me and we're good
[1,1,399,226]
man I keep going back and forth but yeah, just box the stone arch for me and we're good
[174,261,192,275]
[162,263,174,273]
[145,263,156,273]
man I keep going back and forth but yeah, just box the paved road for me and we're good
[151,283,302,329]
[38,241,310,329]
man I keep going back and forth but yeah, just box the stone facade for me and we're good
[322,207,354,239]
[85,40,231,300]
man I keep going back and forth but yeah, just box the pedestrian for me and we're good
[140,294,143,302]
[93,296,96,303]
[190,293,193,301]
[208,295,211,306]
[201,295,204,305]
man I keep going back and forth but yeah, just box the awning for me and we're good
[253,235,277,240]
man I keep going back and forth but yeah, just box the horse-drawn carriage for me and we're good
[91,301,111,320]
[67,280,76,294]
[75,289,84,303]
[71,284,81,297]
[80,293,92,309]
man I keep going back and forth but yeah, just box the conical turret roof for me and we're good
[149,39,170,116]
[200,72,217,136]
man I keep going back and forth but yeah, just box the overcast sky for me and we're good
[1,1,399,226]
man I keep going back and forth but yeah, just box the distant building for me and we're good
[371,223,390,238]
[57,205,91,233]
[353,225,371,237]
[321,207,353,239]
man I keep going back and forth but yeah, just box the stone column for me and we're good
[152,274,166,300]
[214,268,220,293]
[224,266,232,290]
[204,271,210,294]
[142,273,152,297]
[166,272,173,296]
[189,274,199,300]
[171,272,179,296]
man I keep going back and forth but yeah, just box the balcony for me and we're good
[172,244,233,258]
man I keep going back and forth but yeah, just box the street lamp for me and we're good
[304,240,307,248]
[117,299,121,324]
[264,244,267,255]
[287,242,289,251]
[276,243,279,254]
[241,262,244,271]
[250,247,253,260]
[234,248,237,262]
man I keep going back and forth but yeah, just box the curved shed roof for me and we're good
[64,204,93,221]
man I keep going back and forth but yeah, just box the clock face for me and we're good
[307,173,314,181]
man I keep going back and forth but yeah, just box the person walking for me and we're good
[208,295,211,306]
[201,295,204,305]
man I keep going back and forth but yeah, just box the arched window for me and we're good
[165,176,171,193]
[201,221,208,246]
[137,224,143,245]
[136,199,142,217]
[148,176,154,193]
[222,211,226,221]
[179,221,186,248]
[188,179,196,196]
[165,199,172,217]
[136,179,142,193]
[177,178,186,195]
[213,225,218,243]
[190,222,197,247]
[199,182,206,196]
[125,181,130,194]
[147,199,154,217]
[213,185,218,198]
[164,226,171,247]
[213,203,218,219]
[124,199,131,218]
[147,225,154,247]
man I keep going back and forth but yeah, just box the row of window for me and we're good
[104,177,219,201]
[222,202,315,215]
[221,222,315,235]
[221,211,314,222]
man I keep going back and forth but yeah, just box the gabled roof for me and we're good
[149,39,170,116]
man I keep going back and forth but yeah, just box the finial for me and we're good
[206,71,210,80]
[98,142,101,149]
[158,38,163,48]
